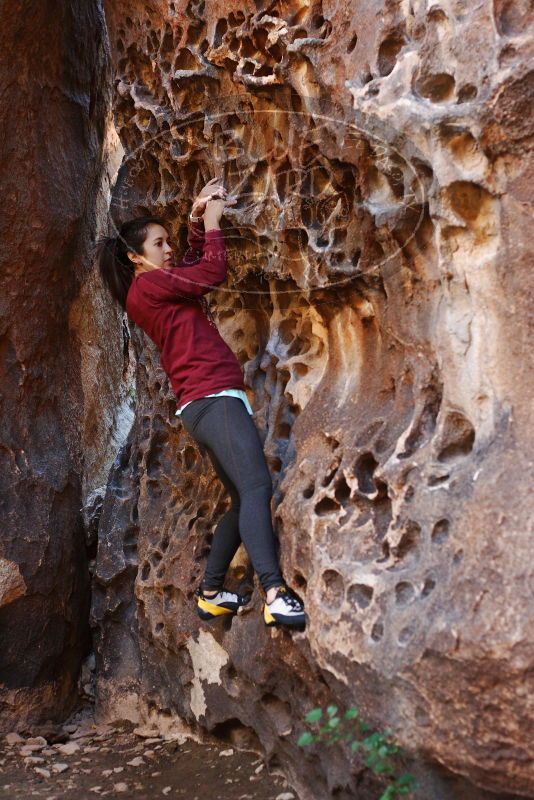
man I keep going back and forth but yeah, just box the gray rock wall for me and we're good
[13,0,526,797]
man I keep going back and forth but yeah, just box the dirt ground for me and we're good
[0,706,296,800]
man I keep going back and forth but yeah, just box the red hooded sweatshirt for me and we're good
[125,220,246,408]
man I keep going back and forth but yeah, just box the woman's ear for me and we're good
[127,250,141,264]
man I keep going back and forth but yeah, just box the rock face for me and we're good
[0,3,116,729]
[91,1,533,798]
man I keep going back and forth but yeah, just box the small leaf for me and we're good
[350,741,361,752]
[375,762,394,775]
[344,707,359,720]
[297,732,314,747]
[378,787,395,800]
[327,717,340,729]
[397,773,416,787]
[304,708,323,723]
[363,733,380,750]
[326,704,339,717]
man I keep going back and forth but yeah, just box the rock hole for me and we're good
[293,362,309,377]
[377,33,405,76]
[314,496,341,516]
[428,472,449,486]
[155,622,164,633]
[458,83,477,102]
[398,380,442,458]
[346,34,358,53]
[183,445,198,470]
[269,456,283,473]
[278,421,291,439]
[146,431,167,477]
[293,572,307,590]
[160,534,170,551]
[437,411,475,461]
[268,753,283,769]
[373,481,393,540]
[494,0,531,35]
[321,569,345,610]
[354,452,378,495]
[377,540,390,564]
[427,7,448,23]
[395,581,415,605]
[371,620,384,641]
[334,475,351,506]
[175,47,197,70]
[444,181,492,224]
[293,27,309,42]
[140,562,151,581]
[348,583,374,609]
[240,37,259,58]
[421,577,436,597]
[186,21,206,46]
[398,624,415,644]
[322,463,339,487]
[210,718,261,750]
[213,18,228,47]
[431,518,450,545]
[324,432,340,450]
[232,565,249,582]
[393,521,421,562]
[302,482,315,498]
[415,72,455,102]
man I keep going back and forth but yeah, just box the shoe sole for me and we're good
[264,606,306,628]
[197,597,237,620]
[197,594,253,621]
[197,608,235,621]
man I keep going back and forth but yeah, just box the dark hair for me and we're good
[96,215,167,310]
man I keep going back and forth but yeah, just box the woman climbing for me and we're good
[97,176,306,629]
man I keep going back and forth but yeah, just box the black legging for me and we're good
[180,395,284,593]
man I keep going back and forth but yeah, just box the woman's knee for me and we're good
[240,473,273,498]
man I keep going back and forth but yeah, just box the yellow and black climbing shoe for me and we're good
[263,586,306,628]
[195,587,252,621]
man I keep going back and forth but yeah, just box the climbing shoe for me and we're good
[195,587,252,621]
[263,586,306,628]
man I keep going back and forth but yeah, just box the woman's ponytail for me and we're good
[96,215,166,311]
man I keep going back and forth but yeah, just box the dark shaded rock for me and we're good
[0,1,111,729]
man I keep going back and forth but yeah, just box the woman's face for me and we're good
[129,223,174,274]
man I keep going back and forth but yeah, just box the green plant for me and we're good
[297,705,417,800]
